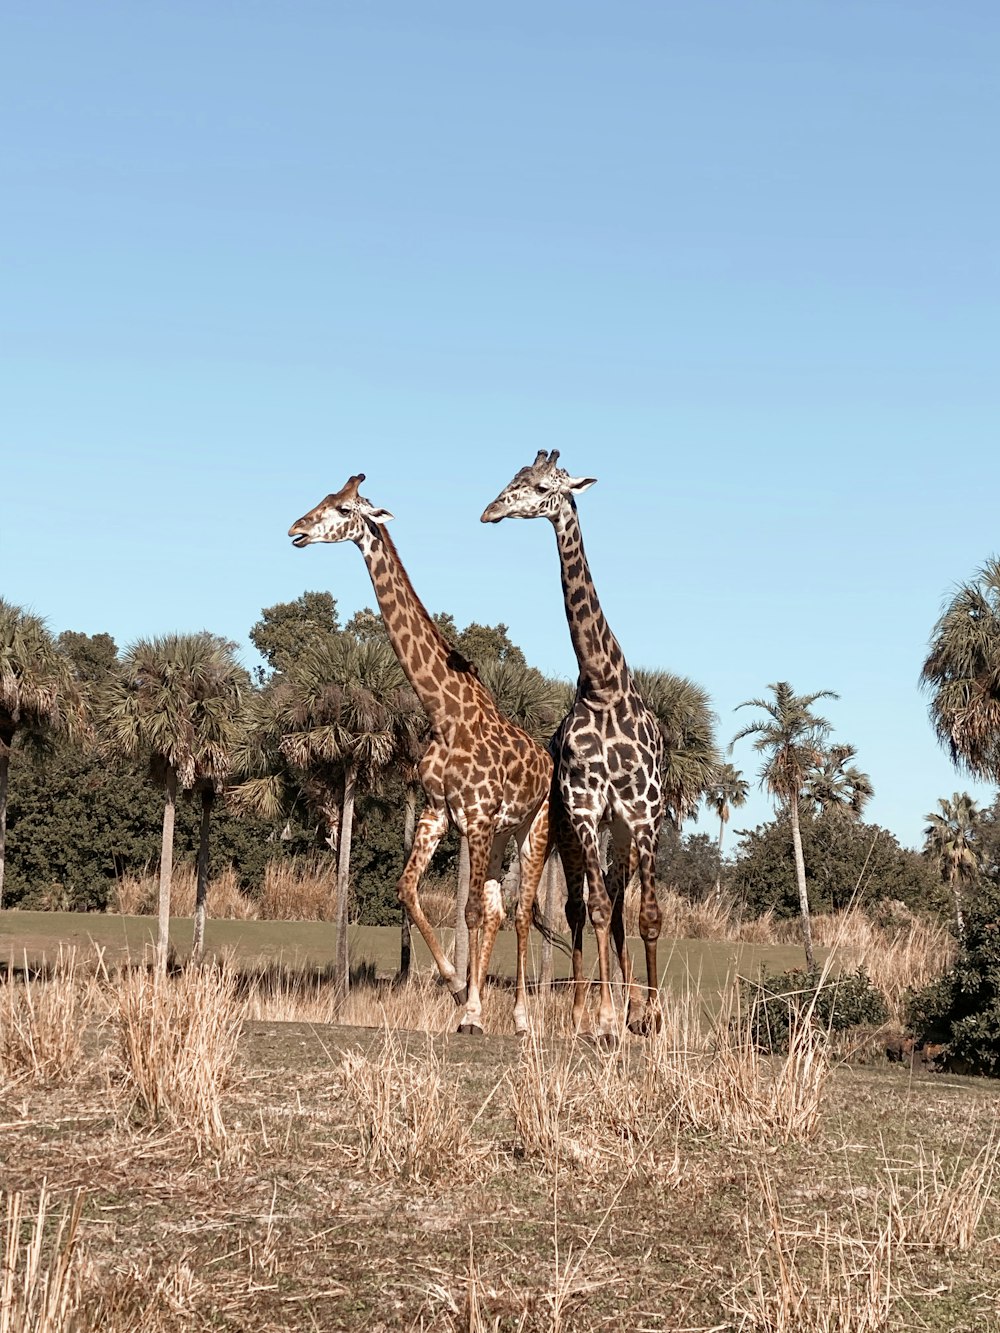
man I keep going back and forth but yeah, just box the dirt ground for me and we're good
[4,1003,1000,1333]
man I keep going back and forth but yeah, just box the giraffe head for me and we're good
[288,474,394,548]
[480,450,595,525]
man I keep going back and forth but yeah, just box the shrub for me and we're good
[740,966,888,1054]
[907,883,1000,1074]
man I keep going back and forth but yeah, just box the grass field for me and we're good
[0,909,812,994]
[1,914,997,1331]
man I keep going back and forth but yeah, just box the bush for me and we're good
[907,883,1000,1074]
[740,966,889,1054]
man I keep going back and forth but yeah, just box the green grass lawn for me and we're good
[0,908,811,996]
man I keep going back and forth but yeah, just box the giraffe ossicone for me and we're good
[289,475,553,1036]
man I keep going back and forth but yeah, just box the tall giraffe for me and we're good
[482,450,666,1041]
[289,474,552,1035]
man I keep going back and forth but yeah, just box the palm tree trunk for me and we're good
[192,786,215,965]
[334,763,356,1003]
[157,769,178,974]
[397,784,417,982]
[950,869,965,937]
[453,836,470,990]
[0,747,9,910]
[788,796,815,969]
[714,811,726,906]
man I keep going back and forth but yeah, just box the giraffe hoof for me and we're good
[457,1022,484,1037]
[597,1032,619,1052]
[627,1009,662,1038]
[451,985,469,1007]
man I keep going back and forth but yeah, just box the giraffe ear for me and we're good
[567,476,596,494]
[367,507,395,524]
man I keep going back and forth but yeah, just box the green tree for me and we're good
[732,682,838,967]
[0,600,86,905]
[101,633,249,969]
[923,792,982,935]
[57,631,119,690]
[704,761,749,903]
[921,557,1000,784]
[803,744,874,821]
[633,669,719,827]
[732,814,940,918]
[250,591,341,679]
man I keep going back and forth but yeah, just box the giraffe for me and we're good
[289,474,552,1035]
[482,450,666,1041]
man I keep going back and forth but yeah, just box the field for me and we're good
[1,913,998,1332]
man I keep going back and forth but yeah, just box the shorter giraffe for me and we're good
[483,451,667,1041]
[289,475,552,1035]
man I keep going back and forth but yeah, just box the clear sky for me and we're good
[3,2,998,849]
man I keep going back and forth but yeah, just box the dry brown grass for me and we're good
[730,1164,896,1333]
[803,907,956,1023]
[335,1029,491,1182]
[884,1132,1000,1253]
[255,857,336,921]
[0,949,94,1086]
[0,1185,85,1333]
[111,864,257,919]
[111,963,243,1152]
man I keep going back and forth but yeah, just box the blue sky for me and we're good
[3,2,998,849]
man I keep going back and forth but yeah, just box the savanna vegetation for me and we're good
[3,548,1000,1330]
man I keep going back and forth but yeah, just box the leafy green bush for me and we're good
[739,966,889,1053]
[907,882,1000,1074]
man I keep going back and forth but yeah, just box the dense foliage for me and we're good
[4,742,312,909]
[908,880,1000,1074]
[731,812,941,917]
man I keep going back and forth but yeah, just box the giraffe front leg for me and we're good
[396,805,460,992]
[554,820,590,1036]
[456,830,504,1036]
[610,820,644,1031]
[512,799,550,1035]
[630,831,662,1036]
[578,825,619,1047]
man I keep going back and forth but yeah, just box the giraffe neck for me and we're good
[552,502,629,695]
[356,522,481,730]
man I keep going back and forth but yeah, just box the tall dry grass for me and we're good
[884,1133,1000,1253]
[111,964,242,1153]
[730,1165,896,1333]
[1,1185,85,1333]
[335,1030,484,1182]
[0,949,95,1086]
[111,865,257,919]
[800,907,956,1022]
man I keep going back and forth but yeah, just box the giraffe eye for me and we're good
[536,484,551,494]
[337,506,351,515]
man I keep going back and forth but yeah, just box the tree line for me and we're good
[4,553,1000,983]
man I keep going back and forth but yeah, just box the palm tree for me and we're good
[803,744,874,821]
[923,792,982,934]
[101,633,248,970]
[704,762,749,903]
[0,600,86,905]
[732,682,838,968]
[275,636,417,999]
[922,558,1000,783]
[633,669,719,827]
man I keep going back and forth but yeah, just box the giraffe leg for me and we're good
[395,805,459,991]
[609,819,644,1029]
[631,830,662,1035]
[577,823,618,1044]
[457,828,505,1035]
[511,798,550,1035]
[551,805,590,1035]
